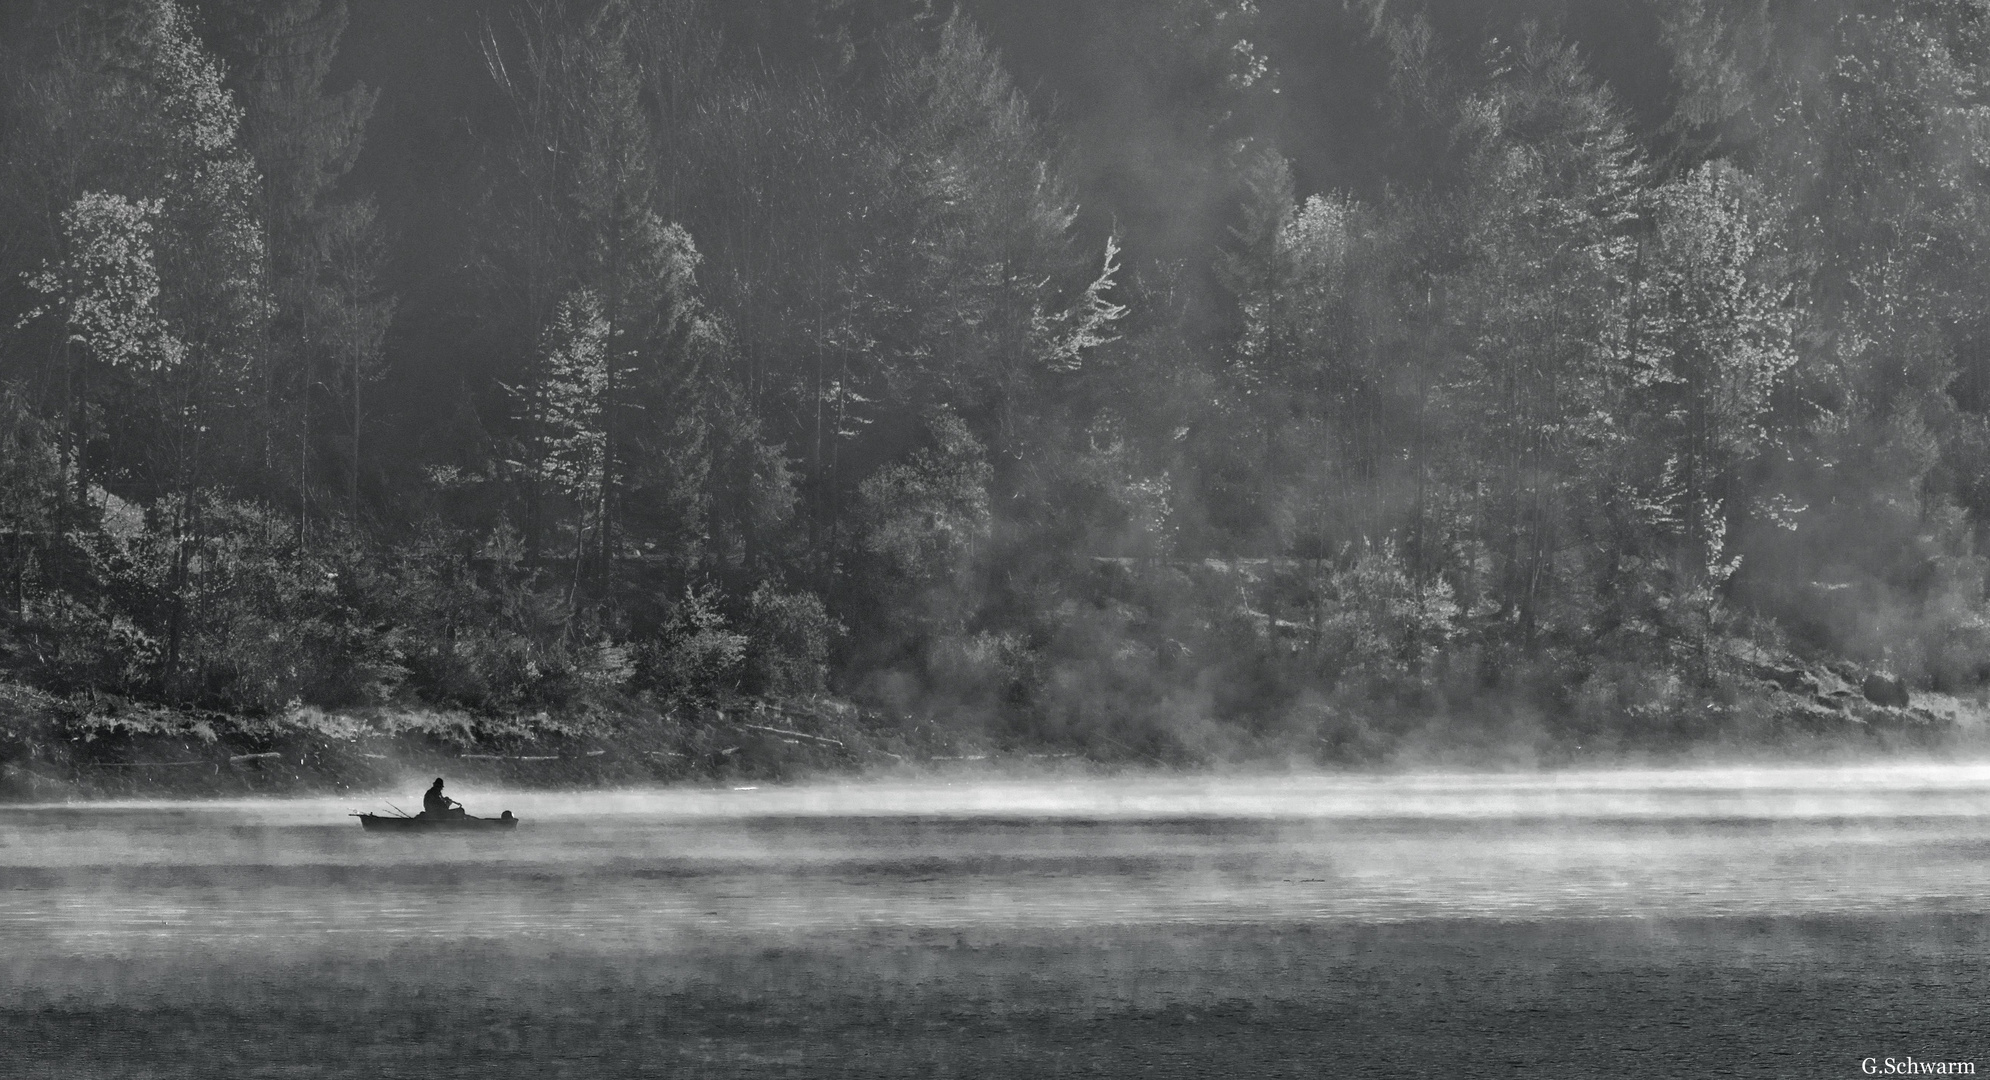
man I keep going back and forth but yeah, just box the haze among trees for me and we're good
[4,0,1990,761]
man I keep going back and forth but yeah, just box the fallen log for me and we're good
[458,753,561,761]
[737,722,845,748]
[758,702,829,721]
[229,752,282,764]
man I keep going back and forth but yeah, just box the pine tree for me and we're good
[494,0,740,599]
[1441,28,1645,644]
[517,287,609,571]
[317,198,392,518]
[198,0,382,535]
[566,0,701,575]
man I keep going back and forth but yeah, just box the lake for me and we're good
[5,766,1988,1077]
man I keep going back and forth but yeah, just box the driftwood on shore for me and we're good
[84,753,283,768]
[737,722,845,748]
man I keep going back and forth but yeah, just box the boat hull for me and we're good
[357,813,517,832]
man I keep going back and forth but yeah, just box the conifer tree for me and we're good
[318,198,392,518]
[515,287,608,582]
[1440,29,1645,643]
[494,0,746,599]
[198,0,382,534]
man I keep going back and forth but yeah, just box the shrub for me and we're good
[635,583,747,704]
[742,583,838,696]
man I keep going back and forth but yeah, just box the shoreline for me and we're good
[5,674,1986,802]
[5,723,1986,804]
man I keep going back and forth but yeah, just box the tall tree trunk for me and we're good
[298,306,312,548]
[598,269,621,588]
[65,338,85,511]
[348,334,361,518]
[162,358,206,699]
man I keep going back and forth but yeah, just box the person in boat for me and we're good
[422,777,465,818]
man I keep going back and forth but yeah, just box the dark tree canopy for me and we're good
[3,0,1988,759]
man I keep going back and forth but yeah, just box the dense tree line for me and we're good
[2,0,1988,758]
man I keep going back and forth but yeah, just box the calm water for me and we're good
[6,764,1990,959]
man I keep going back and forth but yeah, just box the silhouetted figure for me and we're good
[422,777,463,818]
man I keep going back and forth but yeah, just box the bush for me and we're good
[634,583,747,704]
[742,583,839,696]
[386,521,596,712]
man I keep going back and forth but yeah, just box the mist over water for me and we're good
[7,765,1989,966]
[10,767,1988,1077]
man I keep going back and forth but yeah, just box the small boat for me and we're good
[355,811,518,832]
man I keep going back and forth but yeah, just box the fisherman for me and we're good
[422,777,464,818]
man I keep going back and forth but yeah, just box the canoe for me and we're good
[356,812,518,832]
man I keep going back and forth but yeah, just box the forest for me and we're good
[3,0,1990,773]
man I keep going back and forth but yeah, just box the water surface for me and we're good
[6,765,1987,1077]
[6,765,1989,954]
